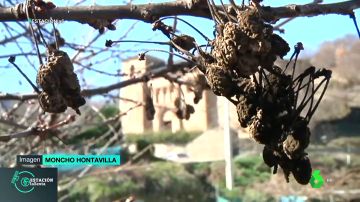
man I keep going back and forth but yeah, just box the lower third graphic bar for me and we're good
[42,154,120,166]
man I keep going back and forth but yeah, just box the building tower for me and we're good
[119,56,218,134]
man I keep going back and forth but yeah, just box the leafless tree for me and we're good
[0,0,359,190]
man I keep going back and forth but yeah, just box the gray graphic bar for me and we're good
[16,155,42,165]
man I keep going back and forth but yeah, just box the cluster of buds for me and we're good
[235,67,311,184]
[235,64,331,184]
[209,9,289,78]
[104,5,332,185]
[194,8,331,184]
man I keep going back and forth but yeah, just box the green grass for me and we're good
[214,155,273,201]
[67,175,141,202]
[125,130,202,145]
[66,162,213,202]
[327,136,360,148]
[233,155,271,186]
[63,155,279,202]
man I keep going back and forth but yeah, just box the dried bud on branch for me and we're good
[172,34,196,51]
[138,53,146,61]
[33,0,56,13]
[152,21,173,38]
[192,73,208,104]
[174,97,195,120]
[37,49,86,114]
[105,40,113,47]
[79,19,116,34]
[143,83,155,120]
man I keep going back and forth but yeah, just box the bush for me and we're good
[66,125,109,145]
[242,188,276,202]
[100,105,119,118]
[66,105,120,145]
[67,175,141,202]
[125,130,201,145]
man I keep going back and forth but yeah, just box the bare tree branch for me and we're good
[0,115,76,142]
[262,0,360,21]
[0,118,28,129]
[0,61,194,101]
[0,0,359,23]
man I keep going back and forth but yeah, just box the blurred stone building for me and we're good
[119,56,220,134]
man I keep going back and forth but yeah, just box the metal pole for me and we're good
[223,97,234,190]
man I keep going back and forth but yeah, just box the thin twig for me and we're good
[25,0,43,65]
[350,12,360,38]
[8,57,40,94]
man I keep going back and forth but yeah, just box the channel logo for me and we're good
[310,169,324,188]
[11,170,36,193]
[0,168,57,202]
